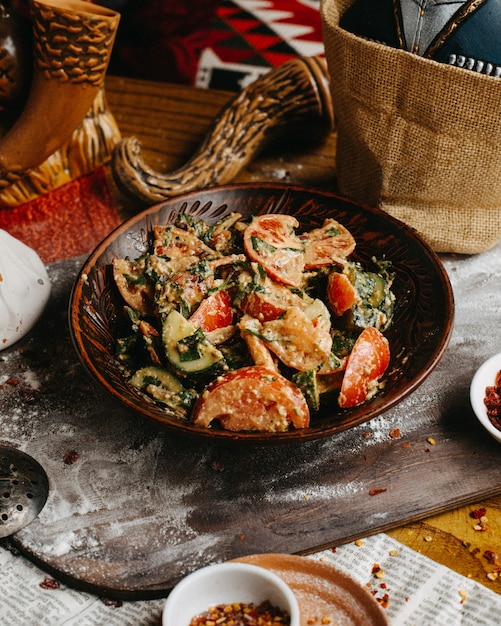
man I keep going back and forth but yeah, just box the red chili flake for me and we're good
[362,432,372,438]
[100,598,123,608]
[402,442,411,448]
[40,577,60,590]
[484,550,499,565]
[6,378,19,385]
[331,547,337,553]
[389,428,401,439]
[471,548,481,556]
[470,507,487,519]
[484,374,501,431]
[372,563,381,575]
[377,593,390,608]
[63,450,79,465]
[189,600,289,625]
[369,488,387,496]
[380,583,388,589]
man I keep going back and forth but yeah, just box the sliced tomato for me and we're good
[192,366,310,432]
[240,290,287,322]
[240,276,306,322]
[243,214,305,287]
[189,289,233,333]
[299,218,356,269]
[327,271,359,317]
[338,327,390,408]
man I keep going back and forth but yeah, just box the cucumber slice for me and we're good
[342,263,395,332]
[162,310,227,377]
[129,366,183,393]
[129,365,198,417]
[147,385,198,415]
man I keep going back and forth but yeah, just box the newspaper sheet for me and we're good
[1,532,500,625]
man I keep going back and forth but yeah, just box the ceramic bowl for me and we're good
[162,561,300,626]
[470,352,501,444]
[69,183,454,443]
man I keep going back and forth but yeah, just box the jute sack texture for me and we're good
[320,0,501,254]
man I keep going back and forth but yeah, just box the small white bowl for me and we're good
[470,352,501,444]
[162,561,300,626]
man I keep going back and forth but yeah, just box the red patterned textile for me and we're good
[196,0,324,91]
[102,0,324,90]
[0,167,120,264]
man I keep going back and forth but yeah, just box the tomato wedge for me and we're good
[192,366,310,432]
[243,214,305,287]
[327,271,359,317]
[338,327,390,408]
[189,289,233,333]
[299,218,356,269]
[240,276,306,322]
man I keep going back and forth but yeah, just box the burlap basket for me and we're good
[320,0,501,254]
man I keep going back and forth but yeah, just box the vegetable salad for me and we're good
[112,211,395,432]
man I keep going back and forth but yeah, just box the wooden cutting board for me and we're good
[1,251,501,601]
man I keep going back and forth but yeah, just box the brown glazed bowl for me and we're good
[69,183,454,444]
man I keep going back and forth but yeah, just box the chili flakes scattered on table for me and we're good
[63,449,79,465]
[470,507,487,520]
[483,549,499,565]
[39,577,60,590]
[189,601,290,625]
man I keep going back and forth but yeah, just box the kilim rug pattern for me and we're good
[196,0,325,91]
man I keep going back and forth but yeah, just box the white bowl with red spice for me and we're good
[470,352,501,444]
[162,561,300,626]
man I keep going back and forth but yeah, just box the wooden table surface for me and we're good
[102,74,501,595]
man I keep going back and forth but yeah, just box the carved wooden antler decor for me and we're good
[0,0,120,206]
[111,56,334,204]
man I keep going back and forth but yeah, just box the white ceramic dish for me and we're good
[470,352,501,444]
[162,561,300,626]
[0,229,51,350]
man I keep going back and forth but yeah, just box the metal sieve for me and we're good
[0,446,49,538]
